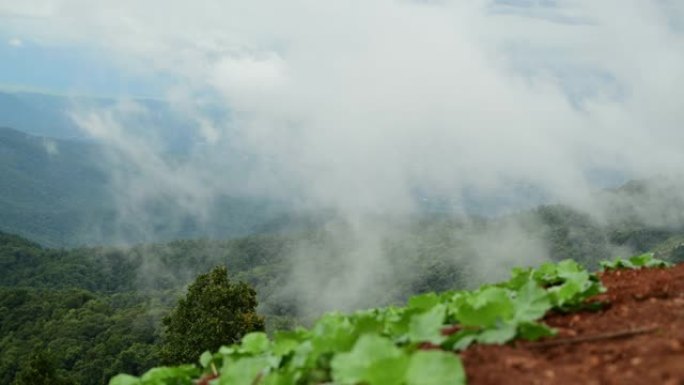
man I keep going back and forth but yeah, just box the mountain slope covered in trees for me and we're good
[0,126,294,246]
[3,192,684,384]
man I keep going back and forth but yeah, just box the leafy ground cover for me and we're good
[600,252,672,270]
[110,259,615,385]
[463,260,684,385]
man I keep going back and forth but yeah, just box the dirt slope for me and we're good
[462,263,684,385]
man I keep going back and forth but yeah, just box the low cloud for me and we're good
[3,0,684,312]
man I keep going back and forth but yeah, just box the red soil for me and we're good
[461,263,684,385]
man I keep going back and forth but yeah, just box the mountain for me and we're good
[0,90,84,139]
[0,127,292,246]
[0,126,114,245]
[0,90,207,151]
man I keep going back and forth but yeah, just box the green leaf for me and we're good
[220,357,270,385]
[517,321,556,341]
[505,267,534,290]
[351,312,386,336]
[556,259,582,275]
[405,350,465,385]
[199,351,213,368]
[364,356,409,385]
[289,340,314,369]
[272,331,302,357]
[408,304,447,344]
[108,374,140,385]
[331,335,407,385]
[513,280,551,322]
[241,332,270,354]
[631,253,651,265]
[602,253,672,270]
[444,329,479,351]
[311,313,355,355]
[457,287,513,328]
[476,322,517,344]
[140,365,199,383]
[532,262,560,285]
[218,345,237,356]
[387,308,422,339]
[408,293,440,310]
[261,371,297,385]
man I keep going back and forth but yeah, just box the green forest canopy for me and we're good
[2,200,684,385]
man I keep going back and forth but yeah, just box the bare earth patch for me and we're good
[461,263,684,385]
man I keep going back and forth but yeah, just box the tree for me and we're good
[12,350,71,385]
[159,266,264,364]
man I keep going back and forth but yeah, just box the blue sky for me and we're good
[0,33,170,98]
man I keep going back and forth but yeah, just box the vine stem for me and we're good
[524,326,659,349]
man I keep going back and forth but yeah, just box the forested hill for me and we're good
[3,174,684,384]
[4,184,684,298]
[3,202,684,384]
[0,126,113,245]
[0,232,293,385]
[0,126,294,246]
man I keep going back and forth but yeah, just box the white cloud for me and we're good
[2,0,680,214]
[7,37,23,47]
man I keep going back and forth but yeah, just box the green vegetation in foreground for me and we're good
[2,223,683,385]
[0,230,465,385]
[600,252,673,271]
[109,259,607,385]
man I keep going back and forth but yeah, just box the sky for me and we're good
[2,0,684,311]
[0,32,171,97]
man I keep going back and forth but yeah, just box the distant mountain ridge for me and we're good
[0,90,205,151]
[0,126,291,246]
[0,90,85,139]
[0,126,114,245]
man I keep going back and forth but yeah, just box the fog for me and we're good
[2,0,684,313]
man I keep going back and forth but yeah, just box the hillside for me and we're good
[0,229,463,385]
[0,91,86,139]
[2,222,684,385]
[0,90,197,145]
[0,126,293,246]
[2,167,684,384]
[0,126,115,245]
